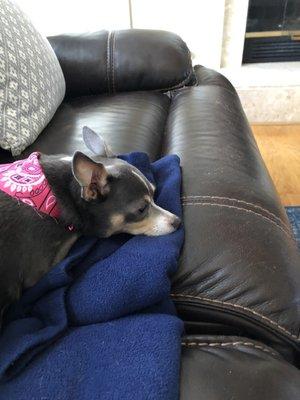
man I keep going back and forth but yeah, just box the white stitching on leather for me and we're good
[106,33,194,94]
[181,195,291,232]
[171,294,299,340]
[111,31,116,93]
[181,341,279,357]
[106,31,111,93]
[182,202,294,240]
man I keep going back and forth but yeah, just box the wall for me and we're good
[15,0,131,34]
[16,0,225,68]
[14,0,300,123]
[131,0,225,68]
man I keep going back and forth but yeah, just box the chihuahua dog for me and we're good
[0,127,180,325]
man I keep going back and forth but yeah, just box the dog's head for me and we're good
[71,127,181,238]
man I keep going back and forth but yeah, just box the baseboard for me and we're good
[237,86,300,124]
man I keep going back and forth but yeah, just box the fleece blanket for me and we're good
[0,152,184,400]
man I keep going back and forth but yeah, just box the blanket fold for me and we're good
[0,152,184,400]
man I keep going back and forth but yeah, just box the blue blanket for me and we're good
[0,152,184,400]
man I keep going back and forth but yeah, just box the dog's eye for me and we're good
[138,204,148,214]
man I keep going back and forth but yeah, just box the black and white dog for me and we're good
[0,127,180,324]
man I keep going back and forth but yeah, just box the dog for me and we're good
[0,127,181,325]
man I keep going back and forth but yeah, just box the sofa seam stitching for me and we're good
[111,31,116,94]
[106,31,111,94]
[171,294,299,340]
[181,195,291,233]
[181,341,279,357]
[182,201,294,240]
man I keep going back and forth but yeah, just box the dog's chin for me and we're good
[143,226,178,236]
[106,225,177,237]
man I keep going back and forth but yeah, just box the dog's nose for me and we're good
[171,216,181,230]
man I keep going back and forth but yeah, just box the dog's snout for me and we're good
[171,216,181,230]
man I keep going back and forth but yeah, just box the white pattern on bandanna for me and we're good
[0,152,60,218]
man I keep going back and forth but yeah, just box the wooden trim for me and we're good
[245,30,300,39]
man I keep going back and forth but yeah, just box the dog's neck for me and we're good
[40,155,85,232]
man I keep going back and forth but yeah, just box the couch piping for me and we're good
[181,340,279,357]
[171,293,299,341]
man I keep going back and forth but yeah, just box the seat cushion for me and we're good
[23,92,170,160]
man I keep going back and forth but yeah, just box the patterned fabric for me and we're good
[0,0,65,155]
[0,152,60,218]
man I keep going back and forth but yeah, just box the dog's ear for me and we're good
[82,126,115,158]
[72,151,110,201]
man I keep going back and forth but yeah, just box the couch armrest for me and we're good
[164,67,300,364]
[48,30,195,98]
[194,64,236,92]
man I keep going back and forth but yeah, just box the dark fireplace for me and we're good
[243,0,300,63]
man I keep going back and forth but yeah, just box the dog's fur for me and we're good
[0,128,180,324]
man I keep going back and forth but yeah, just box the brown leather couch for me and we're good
[1,30,300,399]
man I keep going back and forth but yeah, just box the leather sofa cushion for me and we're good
[23,91,170,161]
[180,335,300,400]
[48,30,195,98]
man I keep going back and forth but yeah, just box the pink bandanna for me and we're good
[0,152,60,219]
